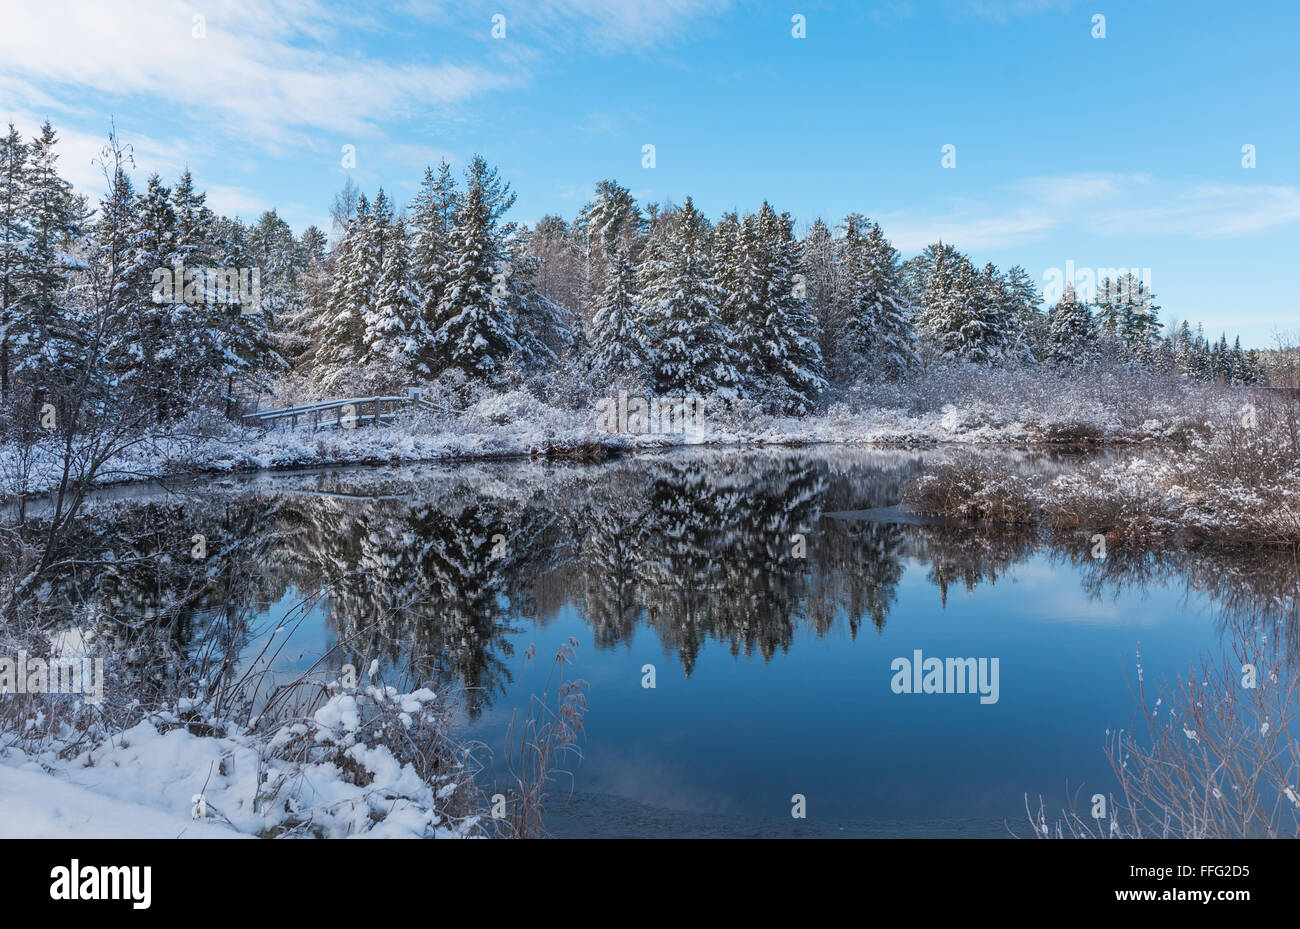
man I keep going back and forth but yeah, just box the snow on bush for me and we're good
[1,682,483,839]
[904,395,1300,544]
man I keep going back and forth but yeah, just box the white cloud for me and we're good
[0,0,518,147]
[880,173,1300,252]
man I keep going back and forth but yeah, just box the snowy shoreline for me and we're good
[2,390,1202,497]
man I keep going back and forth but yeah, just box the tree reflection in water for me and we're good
[11,448,1299,718]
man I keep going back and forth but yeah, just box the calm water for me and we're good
[41,447,1300,837]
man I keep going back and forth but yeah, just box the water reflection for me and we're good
[12,448,1300,720]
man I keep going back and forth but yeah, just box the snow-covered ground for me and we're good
[1,679,482,839]
[0,381,1232,496]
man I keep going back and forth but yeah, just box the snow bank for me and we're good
[0,375,1233,495]
[0,684,481,839]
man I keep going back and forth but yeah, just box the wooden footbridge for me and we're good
[240,389,448,431]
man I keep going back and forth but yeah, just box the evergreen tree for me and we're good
[316,194,376,379]
[586,245,649,381]
[1228,336,1246,385]
[1094,276,1125,334]
[916,248,998,363]
[1002,264,1041,363]
[799,218,839,379]
[832,215,916,381]
[901,240,962,308]
[365,216,428,376]
[1045,282,1096,367]
[410,161,457,349]
[640,197,740,398]
[1115,273,1161,365]
[19,122,89,391]
[0,124,29,400]
[728,203,826,412]
[431,163,519,378]
[1173,319,1194,373]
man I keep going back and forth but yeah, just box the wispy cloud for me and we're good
[880,173,1300,251]
[0,0,519,148]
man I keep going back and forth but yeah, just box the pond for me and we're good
[36,447,1300,837]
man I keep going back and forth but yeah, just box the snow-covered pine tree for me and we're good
[713,210,743,326]
[577,179,641,253]
[974,262,1012,364]
[1188,324,1214,381]
[585,244,650,383]
[364,216,428,377]
[1173,319,1194,373]
[1002,264,1041,364]
[0,123,29,401]
[1229,336,1247,385]
[1045,282,1096,367]
[634,202,674,328]
[18,122,89,393]
[575,180,642,323]
[1115,273,1161,366]
[834,216,917,381]
[170,169,214,268]
[409,162,457,360]
[1045,281,1097,366]
[726,203,826,413]
[1093,276,1125,335]
[640,196,740,399]
[799,218,840,380]
[1244,348,1266,385]
[756,204,826,412]
[901,240,962,309]
[211,212,278,399]
[431,161,519,378]
[130,173,193,418]
[721,211,764,382]
[916,247,997,363]
[316,193,377,381]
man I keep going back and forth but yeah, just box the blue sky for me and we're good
[2,0,1297,346]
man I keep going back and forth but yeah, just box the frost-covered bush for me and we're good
[904,393,1300,544]
[468,389,552,427]
[1041,458,1179,538]
[903,453,1040,522]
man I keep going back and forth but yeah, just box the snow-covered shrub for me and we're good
[1040,458,1178,538]
[468,389,550,427]
[903,453,1040,522]
[904,392,1300,544]
[252,682,482,838]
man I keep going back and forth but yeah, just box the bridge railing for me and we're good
[241,390,455,431]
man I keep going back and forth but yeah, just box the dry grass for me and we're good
[490,637,589,839]
[1026,634,1300,838]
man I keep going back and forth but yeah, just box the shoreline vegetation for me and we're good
[2,363,1269,499]
[903,387,1300,545]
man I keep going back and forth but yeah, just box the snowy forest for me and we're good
[0,120,1270,448]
